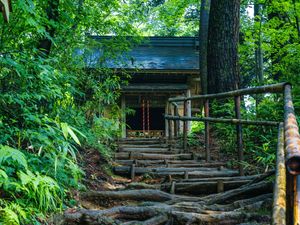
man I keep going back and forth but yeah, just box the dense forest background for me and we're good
[0,0,299,224]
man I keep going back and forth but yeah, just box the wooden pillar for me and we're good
[168,102,172,141]
[204,99,210,162]
[186,89,192,133]
[121,95,126,138]
[173,104,178,138]
[235,96,244,176]
[183,100,188,151]
[130,163,136,180]
[165,102,169,137]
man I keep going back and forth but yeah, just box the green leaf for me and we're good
[61,122,69,139]
[0,146,28,170]
[67,127,81,146]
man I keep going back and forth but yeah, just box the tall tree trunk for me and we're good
[292,0,300,38]
[199,0,211,95]
[254,3,264,85]
[207,0,241,94]
[38,0,60,56]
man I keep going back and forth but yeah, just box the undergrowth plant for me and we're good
[0,0,141,223]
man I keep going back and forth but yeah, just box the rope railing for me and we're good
[164,82,300,224]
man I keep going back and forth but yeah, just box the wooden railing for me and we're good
[165,82,300,224]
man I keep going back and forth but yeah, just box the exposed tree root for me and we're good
[62,196,271,225]
[60,178,272,225]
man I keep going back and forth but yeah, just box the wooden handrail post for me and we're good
[283,84,300,224]
[204,99,210,162]
[183,100,188,151]
[272,123,286,225]
[234,96,244,176]
[286,172,294,225]
[174,105,178,138]
[168,103,172,141]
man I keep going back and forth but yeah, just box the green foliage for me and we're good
[206,96,282,173]
[0,0,140,223]
[241,0,300,107]
[17,170,62,212]
[191,121,205,134]
[0,146,28,170]
[129,0,200,36]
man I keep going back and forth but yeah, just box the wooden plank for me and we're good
[114,152,194,160]
[114,166,237,176]
[177,174,262,183]
[114,160,225,168]
[119,147,171,152]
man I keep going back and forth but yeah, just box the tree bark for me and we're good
[37,0,60,56]
[292,0,300,38]
[199,0,211,94]
[254,2,264,85]
[207,0,241,94]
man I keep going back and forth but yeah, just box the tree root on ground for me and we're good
[59,178,273,225]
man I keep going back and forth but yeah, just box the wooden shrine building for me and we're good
[82,36,200,138]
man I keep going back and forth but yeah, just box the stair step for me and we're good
[163,180,251,195]
[176,174,262,183]
[119,145,169,149]
[115,152,198,160]
[119,147,171,152]
[114,165,237,175]
[115,160,225,168]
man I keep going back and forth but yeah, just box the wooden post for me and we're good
[272,123,286,225]
[192,152,197,160]
[294,176,300,225]
[286,172,294,225]
[217,180,224,193]
[130,164,136,180]
[204,99,210,162]
[184,171,189,180]
[173,105,178,138]
[168,103,172,141]
[121,95,127,138]
[165,102,169,138]
[186,89,192,133]
[170,181,176,194]
[234,96,244,176]
[129,152,133,160]
[183,100,188,151]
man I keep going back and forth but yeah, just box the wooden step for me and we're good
[162,180,251,195]
[114,166,238,177]
[115,160,225,168]
[119,144,169,148]
[114,152,196,160]
[118,147,172,153]
[115,159,201,165]
[116,168,239,178]
[156,170,239,178]
[176,174,262,183]
[117,138,165,145]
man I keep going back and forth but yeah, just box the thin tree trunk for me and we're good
[254,3,264,85]
[37,0,60,56]
[207,0,241,94]
[292,0,300,38]
[199,0,211,95]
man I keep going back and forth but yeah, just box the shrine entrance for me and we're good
[126,97,166,138]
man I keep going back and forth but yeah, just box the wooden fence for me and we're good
[165,82,300,224]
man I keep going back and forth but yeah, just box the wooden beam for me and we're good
[165,115,280,126]
[169,82,287,102]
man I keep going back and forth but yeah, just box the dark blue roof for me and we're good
[79,36,199,70]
